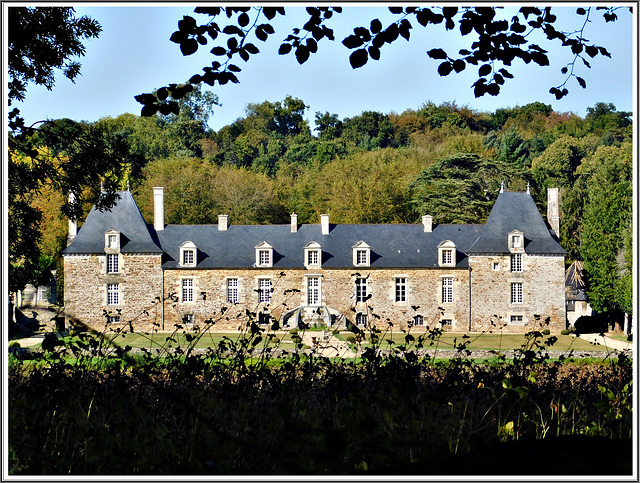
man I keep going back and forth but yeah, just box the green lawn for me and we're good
[336,331,609,352]
[100,331,298,350]
[15,329,611,354]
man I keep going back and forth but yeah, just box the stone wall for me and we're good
[161,267,471,332]
[64,254,564,334]
[469,254,566,334]
[64,254,163,332]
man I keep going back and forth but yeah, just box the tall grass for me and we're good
[8,303,633,475]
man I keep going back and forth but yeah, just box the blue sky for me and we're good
[12,4,636,132]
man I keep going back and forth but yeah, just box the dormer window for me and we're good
[179,241,197,267]
[105,229,120,252]
[509,230,525,253]
[304,241,322,268]
[255,241,273,268]
[438,240,456,267]
[352,241,371,267]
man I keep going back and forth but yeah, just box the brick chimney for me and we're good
[67,192,77,246]
[547,187,560,239]
[321,214,330,235]
[291,213,298,233]
[153,187,164,231]
[218,215,228,231]
[422,215,433,233]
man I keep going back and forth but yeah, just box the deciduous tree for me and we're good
[137,6,629,116]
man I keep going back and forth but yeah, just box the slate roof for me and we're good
[467,192,566,255]
[62,191,162,254]
[63,190,565,266]
[158,223,483,269]
[565,260,588,301]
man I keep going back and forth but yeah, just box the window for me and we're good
[395,277,406,302]
[511,253,523,272]
[356,313,367,326]
[226,278,239,303]
[511,282,523,304]
[442,277,453,304]
[105,230,120,250]
[182,279,194,303]
[107,315,121,324]
[441,319,452,326]
[413,314,424,326]
[37,285,47,301]
[255,242,274,267]
[179,241,197,267]
[258,279,272,303]
[493,262,500,270]
[183,249,194,266]
[510,315,524,325]
[304,241,322,268]
[258,312,270,325]
[355,277,368,303]
[509,230,524,253]
[107,284,120,305]
[307,250,319,265]
[307,277,321,305]
[352,241,371,267]
[438,240,456,267]
[183,314,194,326]
[107,254,119,273]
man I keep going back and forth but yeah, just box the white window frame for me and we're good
[184,314,195,326]
[227,278,239,304]
[106,253,119,274]
[438,240,456,267]
[179,241,197,268]
[255,242,274,268]
[509,315,524,325]
[442,277,453,304]
[509,230,525,253]
[395,277,407,303]
[107,283,120,305]
[355,277,368,303]
[105,230,120,250]
[304,241,322,268]
[355,313,368,327]
[182,278,194,303]
[511,282,523,304]
[107,315,121,324]
[441,319,453,327]
[511,253,523,272]
[258,278,272,304]
[352,241,371,267]
[307,276,321,306]
[413,314,424,326]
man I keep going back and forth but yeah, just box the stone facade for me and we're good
[160,267,471,333]
[64,253,163,330]
[63,189,567,334]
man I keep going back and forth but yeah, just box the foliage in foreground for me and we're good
[8,323,633,475]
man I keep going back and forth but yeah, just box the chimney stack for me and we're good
[153,187,165,231]
[321,214,330,235]
[422,215,433,233]
[218,215,228,231]
[67,192,77,246]
[547,187,560,239]
[290,213,298,233]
